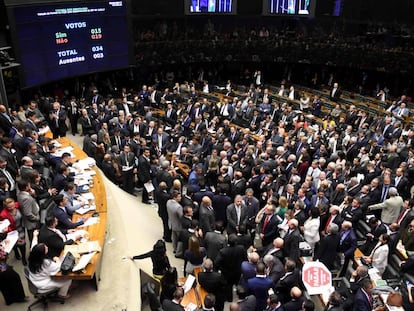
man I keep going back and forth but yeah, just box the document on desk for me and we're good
[64,241,101,255]
[80,192,95,201]
[79,217,99,227]
[66,229,88,241]
[75,205,96,215]
[183,274,196,294]
[184,303,197,311]
[72,251,96,272]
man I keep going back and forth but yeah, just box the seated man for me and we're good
[38,216,80,258]
[52,194,84,231]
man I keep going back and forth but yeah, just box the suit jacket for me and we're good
[199,205,215,234]
[204,231,227,263]
[198,271,226,311]
[52,173,73,192]
[53,205,83,231]
[353,288,372,311]
[166,199,183,231]
[259,214,281,247]
[38,225,74,258]
[247,276,274,311]
[275,270,300,303]
[138,154,151,183]
[226,203,248,234]
[283,229,301,263]
[215,244,246,282]
[369,196,403,224]
[314,233,340,270]
[338,229,357,259]
[283,297,305,311]
[0,147,18,178]
[162,299,185,311]
[212,194,232,225]
[238,295,257,311]
[17,191,40,230]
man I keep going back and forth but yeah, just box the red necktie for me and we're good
[262,215,270,233]
[324,215,332,232]
[397,210,407,225]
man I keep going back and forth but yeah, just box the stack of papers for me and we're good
[1,230,18,253]
[0,219,10,231]
[52,146,74,157]
[72,252,96,272]
[75,205,96,215]
[64,240,101,255]
[79,217,99,227]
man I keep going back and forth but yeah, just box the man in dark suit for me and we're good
[52,194,84,231]
[38,216,77,259]
[338,221,358,277]
[274,259,300,304]
[259,204,281,248]
[226,195,248,235]
[330,83,341,102]
[0,104,13,134]
[353,279,375,311]
[49,102,67,138]
[155,182,172,242]
[0,137,19,178]
[199,196,216,234]
[165,103,178,128]
[283,219,301,263]
[162,288,185,311]
[212,184,232,228]
[216,234,247,302]
[198,259,226,311]
[52,164,74,192]
[283,287,306,311]
[314,223,340,270]
[359,217,387,255]
[138,147,151,202]
[204,221,227,264]
[118,144,138,195]
[247,262,273,311]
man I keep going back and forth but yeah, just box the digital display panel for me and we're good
[263,0,316,16]
[8,0,131,88]
[185,0,236,14]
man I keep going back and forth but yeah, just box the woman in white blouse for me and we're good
[303,208,321,255]
[28,234,72,299]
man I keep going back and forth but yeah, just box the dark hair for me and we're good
[45,216,56,227]
[204,294,216,309]
[310,207,320,219]
[161,267,178,288]
[303,299,315,311]
[28,243,47,273]
[57,164,69,174]
[153,240,166,255]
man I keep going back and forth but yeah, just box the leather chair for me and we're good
[23,267,65,311]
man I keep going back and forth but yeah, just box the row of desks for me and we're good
[51,137,107,290]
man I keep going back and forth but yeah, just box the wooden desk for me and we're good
[180,273,207,308]
[51,137,107,290]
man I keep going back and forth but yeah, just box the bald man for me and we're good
[283,287,305,311]
[198,259,226,311]
[199,196,215,234]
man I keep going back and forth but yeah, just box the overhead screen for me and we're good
[263,0,316,16]
[7,0,132,88]
[185,0,236,14]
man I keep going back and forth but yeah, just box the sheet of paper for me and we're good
[0,219,10,231]
[79,217,99,227]
[2,230,18,253]
[75,205,96,215]
[72,252,96,272]
[144,181,155,193]
[66,229,88,241]
[183,274,195,294]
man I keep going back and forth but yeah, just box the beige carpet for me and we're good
[1,134,185,311]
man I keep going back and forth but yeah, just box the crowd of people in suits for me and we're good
[1,72,414,310]
[58,74,414,311]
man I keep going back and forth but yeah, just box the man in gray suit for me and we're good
[226,195,248,235]
[199,196,215,235]
[167,190,183,252]
[17,179,40,243]
[204,221,227,264]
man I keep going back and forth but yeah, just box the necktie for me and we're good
[381,186,388,201]
[262,215,270,233]
[324,215,332,232]
[397,210,407,225]
[2,169,14,190]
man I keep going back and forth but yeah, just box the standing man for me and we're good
[226,195,248,235]
[17,179,40,243]
[138,147,152,203]
[49,102,67,139]
[118,145,137,195]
